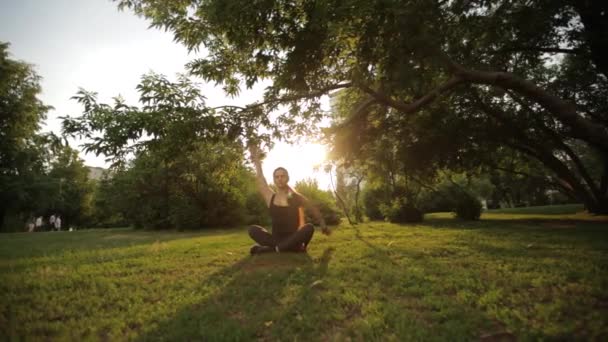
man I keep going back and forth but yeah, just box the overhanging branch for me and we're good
[218,82,353,114]
[493,47,582,55]
[436,51,608,152]
[356,76,464,114]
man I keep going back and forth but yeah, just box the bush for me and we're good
[294,179,342,226]
[453,192,482,220]
[244,191,270,226]
[314,201,342,225]
[380,198,423,223]
[362,186,390,221]
[417,188,454,213]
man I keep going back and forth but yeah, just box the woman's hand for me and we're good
[321,223,331,236]
[248,143,262,163]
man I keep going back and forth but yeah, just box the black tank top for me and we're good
[270,193,303,236]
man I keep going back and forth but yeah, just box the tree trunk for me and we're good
[354,176,364,223]
[572,0,608,78]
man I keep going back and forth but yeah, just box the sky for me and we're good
[0,0,333,189]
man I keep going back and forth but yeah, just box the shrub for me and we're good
[453,192,482,220]
[294,179,342,226]
[417,188,454,213]
[380,198,423,223]
[244,191,270,226]
[362,186,390,221]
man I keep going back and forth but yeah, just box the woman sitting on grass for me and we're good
[248,144,330,255]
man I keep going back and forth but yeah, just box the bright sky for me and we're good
[0,0,333,190]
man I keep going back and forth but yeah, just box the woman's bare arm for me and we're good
[249,144,274,206]
[300,196,331,235]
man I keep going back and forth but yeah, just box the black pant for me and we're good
[248,224,314,252]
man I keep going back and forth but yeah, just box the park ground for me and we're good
[1,204,607,340]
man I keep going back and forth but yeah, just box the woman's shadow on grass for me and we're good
[136,247,334,341]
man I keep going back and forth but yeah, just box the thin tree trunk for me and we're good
[329,167,355,225]
[354,175,364,223]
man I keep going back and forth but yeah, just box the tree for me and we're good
[112,0,608,213]
[0,42,54,230]
[90,172,129,228]
[62,72,268,229]
[46,145,94,227]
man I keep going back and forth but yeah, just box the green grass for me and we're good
[1,210,607,340]
[485,203,585,215]
[426,203,606,221]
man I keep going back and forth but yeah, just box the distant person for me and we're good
[54,216,62,231]
[35,216,43,231]
[247,144,330,255]
[49,214,56,230]
[27,218,35,232]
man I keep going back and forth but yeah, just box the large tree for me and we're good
[0,42,54,228]
[62,73,268,229]
[108,0,607,212]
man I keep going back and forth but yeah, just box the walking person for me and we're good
[49,214,56,231]
[27,218,35,232]
[54,216,62,231]
[35,216,43,232]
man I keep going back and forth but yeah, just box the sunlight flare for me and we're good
[263,142,331,189]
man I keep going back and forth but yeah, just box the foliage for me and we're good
[417,187,455,213]
[294,178,341,225]
[45,146,95,227]
[243,177,270,226]
[62,70,274,230]
[362,185,391,221]
[89,175,129,228]
[0,42,54,230]
[62,73,234,165]
[379,197,424,223]
[110,0,608,213]
[2,210,607,340]
[453,191,483,221]
[91,141,260,230]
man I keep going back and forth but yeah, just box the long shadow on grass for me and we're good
[349,224,524,340]
[135,248,334,341]
[0,228,241,261]
[351,222,607,339]
[425,216,608,229]
[424,217,608,257]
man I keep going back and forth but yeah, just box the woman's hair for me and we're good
[273,167,289,178]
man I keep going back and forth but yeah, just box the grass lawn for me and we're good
[1,208,607,340]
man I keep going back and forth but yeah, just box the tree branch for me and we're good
[494,47,583,55]
[330,96,377,132]
[488,164,576,199]
[505,89,601,197]
[472,92,598,206]
[437,52,608,152]
[212,105,246,111]
[221,82,353,115]
[356,76,464,114]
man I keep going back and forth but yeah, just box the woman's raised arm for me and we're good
[248,144,274,206]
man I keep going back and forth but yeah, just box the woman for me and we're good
[248,145,330,255]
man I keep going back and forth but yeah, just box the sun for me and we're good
[296,143,328,169]
[263,142,331,189]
